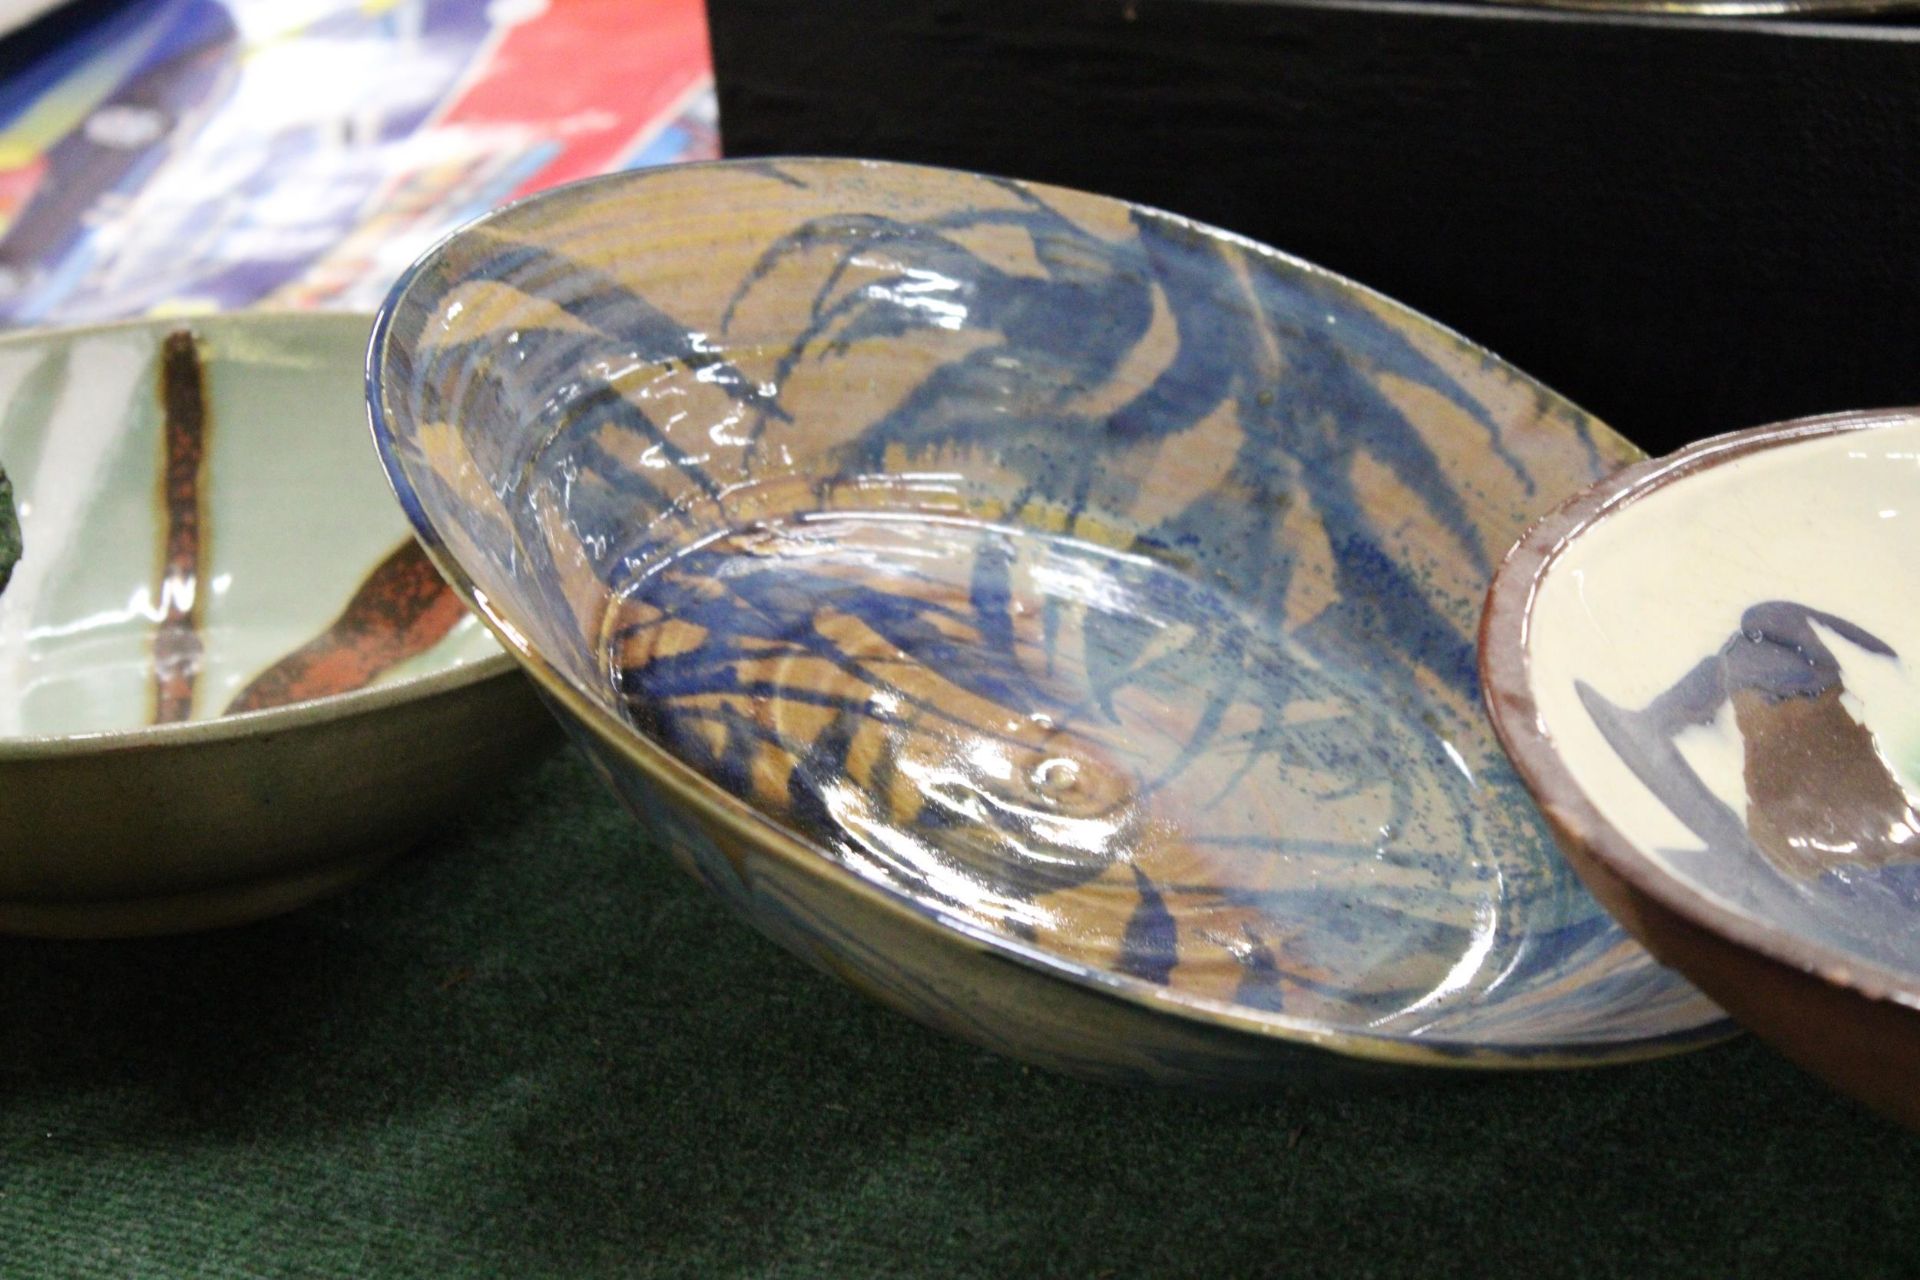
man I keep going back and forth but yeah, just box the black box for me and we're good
[711,0,1920,455]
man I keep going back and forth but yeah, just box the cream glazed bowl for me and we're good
[1483,408,1920,1127]
[0,312,554,937]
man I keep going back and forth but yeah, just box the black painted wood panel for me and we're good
[711,0,1920,455]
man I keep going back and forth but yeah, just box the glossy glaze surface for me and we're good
[0,313,549,937]
[0,314,497,738]
[1506,411,1920,1000]
[372,158,1729,1078]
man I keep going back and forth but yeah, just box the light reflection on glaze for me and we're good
[608,499,1540,1027]
[0,332,152,739]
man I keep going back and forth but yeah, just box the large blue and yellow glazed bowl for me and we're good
[369,158,1730,1084]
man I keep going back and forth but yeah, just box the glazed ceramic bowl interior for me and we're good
[372,158,1729,1060]
[0,312,498,742]
[1492,410,1920,1006]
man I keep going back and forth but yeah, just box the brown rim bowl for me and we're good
[1482,407,1920,1127]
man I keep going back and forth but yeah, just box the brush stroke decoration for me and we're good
[1482,408,1920,1129]
[151,329,208,723]
[371,158,1730,1083]
[226,539,464,716]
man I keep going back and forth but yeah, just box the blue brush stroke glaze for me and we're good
[1118,868,1180,986]
[369,158,1731,1080]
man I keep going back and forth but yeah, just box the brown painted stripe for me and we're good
[152,329,208,724]
[225,538,465,716]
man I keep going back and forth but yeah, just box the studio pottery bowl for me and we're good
[1483,409,1920,1126]
[370,158,1730,1084]
[0,312,553,937]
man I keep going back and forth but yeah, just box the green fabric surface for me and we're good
[2,746,1915,1278]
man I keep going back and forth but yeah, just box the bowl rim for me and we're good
[0,309,520,762]
[1480,405,1920,1016]
[368,154,1735,1068]
[1470,0,1920,15]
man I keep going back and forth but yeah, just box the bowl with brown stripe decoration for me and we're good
[370,157,1734,1085]
[0,311,555,937]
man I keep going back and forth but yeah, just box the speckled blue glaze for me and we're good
[370,158,1729,1081]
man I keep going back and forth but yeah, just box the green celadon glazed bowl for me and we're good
[0,312,555,937]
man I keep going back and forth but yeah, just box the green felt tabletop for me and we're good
[2,745,1915,1278]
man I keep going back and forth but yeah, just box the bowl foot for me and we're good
[0,848,402,939]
